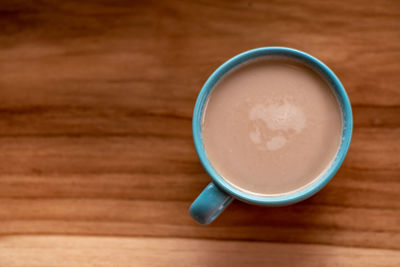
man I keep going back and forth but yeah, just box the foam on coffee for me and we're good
[202,57,342,195]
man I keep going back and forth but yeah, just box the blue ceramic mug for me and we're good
[190,47,353,225]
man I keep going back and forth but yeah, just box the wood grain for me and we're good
[0,0,400,266]
[0,236,399,267]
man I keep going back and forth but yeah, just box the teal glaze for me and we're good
[189,183,234,225]
[189,47,353,225]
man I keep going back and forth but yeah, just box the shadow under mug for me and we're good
[190,47,353,225]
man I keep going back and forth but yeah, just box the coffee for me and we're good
[202,58,342,195]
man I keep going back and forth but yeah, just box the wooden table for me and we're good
[0,0,399,266]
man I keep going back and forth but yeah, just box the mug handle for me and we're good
[189,182,234,225]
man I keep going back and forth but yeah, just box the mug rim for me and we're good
[192,47,353,206]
